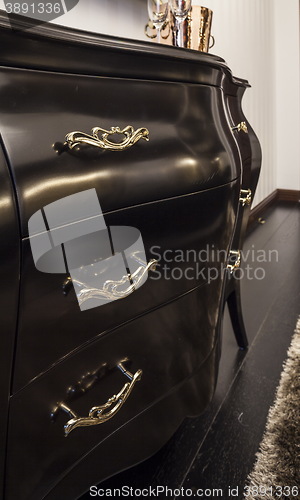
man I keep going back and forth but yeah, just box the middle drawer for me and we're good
[13,180,238,391]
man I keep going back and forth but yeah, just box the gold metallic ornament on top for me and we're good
[198,6,214,52]
[145,5,214,53]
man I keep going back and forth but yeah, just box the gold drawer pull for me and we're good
[239,188,252,207]
[60,363,142,437]
[231,121,248,134]
[227,250,241,274]
[75,259,158,305]
[64,125,149,152]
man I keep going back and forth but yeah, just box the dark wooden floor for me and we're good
[81,201,300,500]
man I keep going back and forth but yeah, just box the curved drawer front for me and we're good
[12,180,239,391]
[224,92,262,193]
[0,67,241,238]
[6,282,223,500]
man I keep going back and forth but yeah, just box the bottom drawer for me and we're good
[44,341,221,500]
[6,279,224,500]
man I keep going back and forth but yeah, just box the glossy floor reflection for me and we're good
[80,201,300,500]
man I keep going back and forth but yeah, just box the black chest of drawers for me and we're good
[0,12,261,500]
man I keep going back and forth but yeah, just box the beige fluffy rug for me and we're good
[244,317,300,499]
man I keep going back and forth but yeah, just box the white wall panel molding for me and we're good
[274,0,300,192]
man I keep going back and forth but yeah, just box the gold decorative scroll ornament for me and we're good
[231,121,248,134]
[75,259,158,307]
[227,250,241,274]
[64,125,150,152]
[239,189,252,207]
[60,366,142,436]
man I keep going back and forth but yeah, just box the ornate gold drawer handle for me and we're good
[64,125,150,152]
[231,121,248,134]
[227,250,241,274]
[239,189,252,207]
[60,363,142,437]
[74,259,158,305]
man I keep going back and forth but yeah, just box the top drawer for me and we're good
[0,67,241,238]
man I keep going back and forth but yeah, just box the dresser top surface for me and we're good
[0,10,248,87]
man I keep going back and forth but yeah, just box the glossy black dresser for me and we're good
[0,12,261,500]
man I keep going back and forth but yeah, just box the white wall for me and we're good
[0,1,148,38]
[274,0,300,192]
[54,0,147,40]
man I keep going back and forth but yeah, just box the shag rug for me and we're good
[244,317,300,499]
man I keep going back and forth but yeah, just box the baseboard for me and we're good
[248,190,278,227]
[248,189,299,228]
[277,189,300,202]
